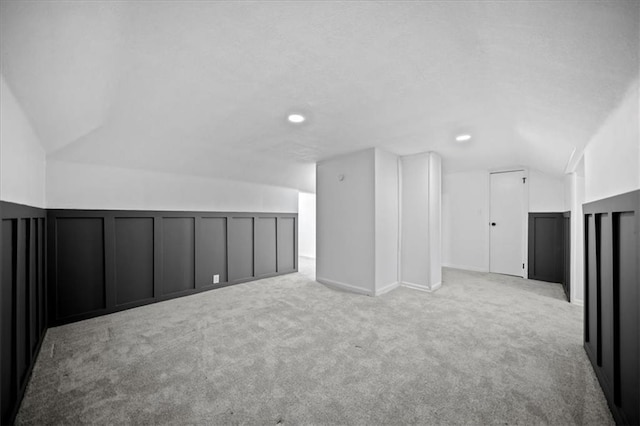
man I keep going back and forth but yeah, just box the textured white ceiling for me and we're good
[1,1,638,192]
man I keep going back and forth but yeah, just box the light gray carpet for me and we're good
[16,258,613,425]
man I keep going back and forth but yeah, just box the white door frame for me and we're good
[487,167,529,278]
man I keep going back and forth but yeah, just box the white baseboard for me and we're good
[442,263,488,273]
[316,277,373,296]
[571,299,584,307]
[401,281,441,292]
[375,281,400,296]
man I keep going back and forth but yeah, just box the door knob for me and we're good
[491,222,496,226]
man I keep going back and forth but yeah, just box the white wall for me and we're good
[442,168,566,272]
[566,80,639,304]
[529,169,565,212]
[584,79,640,203]
[442,170,489,271]
[0,75,46,207]
[374,149,399,293]
[298,192,316,258]
[316,149,375,294]
[46,160,299,212]
[400,152,442,291]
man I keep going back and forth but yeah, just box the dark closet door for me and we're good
[528,213,564,285]
[563,212,570,300]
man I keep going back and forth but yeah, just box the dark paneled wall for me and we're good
[48,210,297,326]
[0,201,47,426]
[528,213,565,285]
[584,190,639,426]
[1,206,296,424]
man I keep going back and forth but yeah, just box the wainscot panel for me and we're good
[0,201,48,426]
[228,217,254,281]
[255,217,277,277]
[115,218,154,305]
[277,216,297,273]
[161,217,195,295]
[197,217,227,286]
[583,190,639,426]
[47,210,297,326]
[55,217,106,318]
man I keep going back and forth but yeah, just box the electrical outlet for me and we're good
[213,274,219,284]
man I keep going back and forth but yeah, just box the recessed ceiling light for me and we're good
[455,134,472,142]
[288,114,305,123]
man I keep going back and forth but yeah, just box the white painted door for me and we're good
[490,171,525,277]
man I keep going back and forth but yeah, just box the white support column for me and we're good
[428,153,442,290]
[569,171,585,305]
[316,148,442,296]
[400,152,442,292]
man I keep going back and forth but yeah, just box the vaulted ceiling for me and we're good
[1,1,638,192]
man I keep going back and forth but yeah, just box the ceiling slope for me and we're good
[1,0,638,192]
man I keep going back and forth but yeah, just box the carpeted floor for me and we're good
[16,258,613,425]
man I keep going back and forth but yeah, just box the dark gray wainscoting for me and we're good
[584,190,639,426]
[48,210,298,326]
[0,201,47,426]
[528,212,565,285]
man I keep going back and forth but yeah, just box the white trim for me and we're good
[564,147,577,174]
[401,281,430,292]
[522,168,529,279]
[316,277,373,296]
[488,165,529,174]
[375,281,400,296]
[564,147,585,174]
[571,299,584,307]
[442,263,488,273]
[484,172,491,271]
[401,281,441,292]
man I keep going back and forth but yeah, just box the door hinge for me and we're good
[522,177,527,184]
[522,263,525,269]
